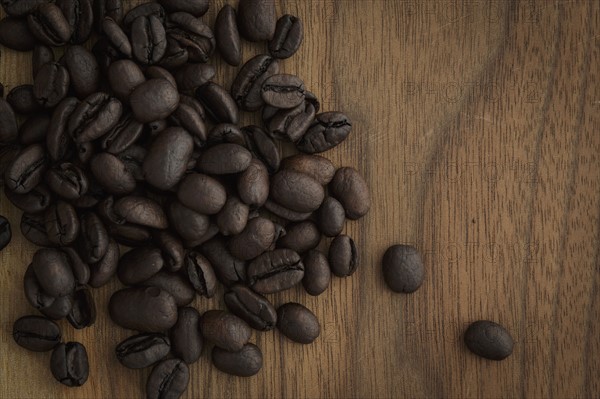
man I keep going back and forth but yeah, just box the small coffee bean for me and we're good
[131,15,167,65]
[201,237,247,286]
[276,302,320,344]
[77,212,109,263]
[46,97,78,162]
[185,251,217,298]
[56,0,93,44]
[243,125,281,173]
[231,55,279,111]
[66,287,96,329]
[216,196,249,236]
[237,0,276,42]
[237,158,269,207]
[107,60,146,102]
[123,2,165,27]
[0,215,11,251]
[101,113,144,154]
[153,230,184,272]
[7,85,41,115]
[302,250,331,296]
[40,293,74,320]
[45,162,89,200]
[261,74,305,109]
[269,14,303,59]
[263,199,312,222]
[27,3,71,47]
[63,45,100,99]
[200,310,251,352]
[114,196,168,230]
[32,248,75,297]
[174,63,215,94]
[169,104,207,145]
[170,307,203,364]
[90,152,136,195]
[281,154,335,185]
[68,92,123,143]
[464,320,514,360]
[214,5,241,66]
[88,238,120,288]
[159,0,208,16]
[130,79,179,123]
[21,212,53,247]
[33,62,70,108]
[116,333,170,369]
[247,249,304,294]
[23,263,56,310]
[277,221,320,254]
[13,315,61,352]
[297,112,352,154]
[177,173,226,215]
[0,17,37,51]
[141,271,195,307]
[224,285,277,331]
[270,170,324,213]
[102,17,131,57]
[109,286,178,332]
[44,200,79,246]
[143,127,193,190]
[0,97,18,144]
[146,359,189,399]
[118,247,165,285]
[212,343,263,377]
[167,12,215,63]
[329,167,371,220]
[50,342,89,387]
[317,197,345,237]
[197,143,251,175]
[168,200,211,243]
[382,245,424,293]
[196,82,239,124]
[228,217,275,261]
[328,234,358,277]
[94,0,123,32]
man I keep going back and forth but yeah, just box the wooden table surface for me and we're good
[1,1,599,398]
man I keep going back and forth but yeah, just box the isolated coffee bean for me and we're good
[302,250,331,296]
[114,196,168,230]
[159,0,208,16]
[214,5,241,66]
[317,197,345,237]
[231,55,279,111]
[201,237,246,287]
[170,307,202,364]
[329,235,358,277]
[63,45,99,98]
[88,238,119,288]
[264,199,312,222]
[464,320,514,360]
[146,359,189,399]
[19,114,50,145]
[131,15,167,65]
[270,170,324,213]
[276,302,320,344]
[130,79,179,123]
[224,285,277,331]
[1,0,48,16]
[237,158,269,207]
[21,212,53,247]
[50,342,89,387]
[109,286,178,332]
[382,245,424,293]
[44,201,79,246]
[141,271,195,307]
[77,212,109,263]
[229,216,275,260]
[33,62,70,108]
[167,12,215,63]
[0,17,37,51]
[212,344,263,377]
[185,251,217,298]
[0,215,11,251]
[216,197,249,236]
[329,167,371,220]
[45,162,89,200]
[277,221,320,254]
[177,173,226,215]
[297,112,352,154]
[237,0,276,42]
[261,74,305,109]
[196,82,239,124]
[281,154,335,185]
[67,287,96,329]
[269,15,303,59]
[90,152,136,195]
[0,97,18,144]
[243,125,281,173]
[13,315,61,352]
[68,92,123,143]
[32,248,75,297]
[247,249,304,294]
[57,0,93,44]
[103,17,132,57]
[7,85,41,115]
[27,3,71,47]
[174,63,215,94]
[200,310,251,352]
[116,333,170,369]
[118,247,164,286]
[168,200,210,243]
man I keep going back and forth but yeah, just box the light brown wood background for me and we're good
[1,0,599,398]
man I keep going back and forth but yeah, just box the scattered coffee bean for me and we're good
[464,320,514,360]
[328,234,358,277]
[170,307,203,364]
[67,287,96,329]
[329,167,371,220]
[214,5,241,66]
[269,14,303,59]
[200,310,251,352]
[317,197,345,237]
[13,315,61,352]
[116,333,170,369]
[7,85,41,115]
[212,343,263,377]
[50,342,89,387]
[247,249,304,294]
[382,245,424,293]
[276,302,320,344]
[27,3,72,47]
[0,16,37,51]
[109,286,178,333]
[224,285,277,331]
[297,112,352,154]
[185,251,217,298]
[141,270,195,307]
[237,0,276,42]
[277,221,320,254]
[302,250,331,296]
[146,359,189,399]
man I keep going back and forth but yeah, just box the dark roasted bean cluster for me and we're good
[1,0,373,396]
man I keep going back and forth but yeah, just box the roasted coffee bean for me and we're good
[88,238,119,287]
[281,154,335,185]
[169,104,207,145]
[44,201,79,246]
[102,17,132,57]
[153,230,184,272]
[231,55,279,111]
[67,287,96,329]
[70,179,104,207]
[261,74,305,109]
[123,2,166,27]
[237,0,276,42]
[170,307,202,364]
[118,247,164,286]
[200,310,251,352]
[216,196,249,236]
[141,271,195,307]
[168,200,211,243]
[32,45,55,78]
[237,158,269,207]
[247,249,304,294]
[302,250,330,296]
[90,152,136,195]
[5,184,51,214]
[118,146,147,182]
[62,246,90,285]
[46,97,78,162]
[276,302,320,344]
[224,285,277,331]
[108,60,146,102]
[297,112,352,154]
[143,127,193,190]
[229,217,275,261]
[0,17,37,51]
[6,144,48,194]
[329,234,358,277]
[0,145,21,186]
[0,97,18,144]
[68,92,123,143]
[7,85,41,115]
[77,212,109,263]
[263,100,315,143]
[32,248,75,297]
[101,113,144,154]
[146,359,189,399]
[130,79,179,123]
[45,162,88,200]
[92,36,122,74]
[382,245,424,293]
[131,15,167,65]
[270,170,324,213]
[57,0,93,44]
[116,333,170,369]
[0,215,12,251]
[212,343,263,377]
[180,93,206,117]
[177,173,226,215]
[158,36,188,69]
[214,5,241,66]
[264,199,312,222]
[201,237,246,287]
[243,125,280,173]
[23,263,56,310]
[13,315,61,352]
[19,114,50,145]
[208,123,245,146]
[33,62,70,108]
[184,223,218,248]
[269,14,303,59]
[112,196,167,230]
[277,221,320,254]
[27,3,71,46]
[330,167,371,220]
[40,293,73,320]
[185,251,217,298]
[63,45,99,99]
[174,63,215,94]
[317,197,345,237]
[160,0,208,16]
[464,320,514,360]
[109,286,178,332]
[50,342,89,387]
[197,143,251,175]
[1,0,48,16]
[167,12,215,63]
[94,0,123,33]
[21,212,53,247]
[196,82,239,124]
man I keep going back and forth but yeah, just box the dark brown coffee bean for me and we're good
[330,167,371,220]
[130,79,179,123]
[261,74,305,109]
[247,249,304,294]
[158,36,188,69]
[237,0,276,42]
[329,234,358,277]
[107,60,146,102]
[214,5,241,66]
[185,251,217,298]
[0,97,18,144]
[102,16,131,57]
[40,294,74,320]
[50,342,89,387]
[19,114,50,145]
[100,113,144,154]
[77,212,109,263]
[224,285,277,331]
[13,315,61,352]
[90,152,136,195]
[160,0,208,16]
[44,201,79,246]
[63,45,99,99]
[88,238,119,287]
[177,173,226,215]
[170,307,202,364]
[0,17,37,51]
[196,143,251,175]
[21,212,53,246]
[27,3,71,46]
[45,162,89,200]
[302,250,330,296]
[231,55,279,111]
[118,247,164,286]
[143,127,194,190]
[116,333,170,369]
[67,287,96,329]
[200,310,251,351]
[382,245,424,293]
[1,0,48,16]
[7,85,41,115]
[5,144,48,194]
[167,200,210,243]
[263,100,315,143]
[68,92,123,143]
[200,237,246,286]
[94,0,123,32]
[131,15,167,65]
[32,248,75,297]
[196,82,239,124]
[464,320,514,360]
[56,0,93,44]
[152,230,184,272]
[46,97,78,162]
[169,104,207,146]
[317,197,345,237]
[228,217,275,261]
[297,112,352,154]
[212,344,263,377]
[141,271,195,307]
[167,12,215,64]
[113,196,168,230]
[277,221,320,254]
[216,197,249,236]
[269,14,303,59]
[276,302,320,344]
[5,184,52,213]
[270,170,324,213]
[109,286,178,332]
[281,154,335,185]
[243,125,281,173]
[237,158,269,208]
[23,263,55,310]
[263,199,312,222]
[62,246,90,285]
[146,359,189,399]
[33,62,70,108]
[173,63,215,95]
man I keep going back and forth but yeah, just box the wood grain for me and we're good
[1,0,599,398]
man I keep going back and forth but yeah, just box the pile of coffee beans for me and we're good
[1,0,371,395]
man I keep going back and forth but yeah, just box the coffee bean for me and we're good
[214,5,241,66]
[185,251,217,298]
[63,45,100,99]
[32,248,75,297]
[7,85,41,115]
[109,286,178,332]
[28,3,71,47]
[464,320,514,360]
[77,212,109,263]
[56,0,93,44]
[297,112,352,154]
[167,200,210,243]
[146,359,189,399]
[329,167,371,220]
[103,16,132,57]
[45,162,89,200]
[231,55,279,111]
[197,143,251,175]
[21,212,53,247]
[237,0,276,42]
[224,285,277,331]
[170,307,202,364]
[50,342,89,387]
[302,250,331,296]
[263,199,312,222]
[261,74,305,109]
[270,170,324,213]
[229,217,276,260]
[382,245,424,293]
[123,2,166,28]
[101,114,144,154]
[277,221,320,254]
[23,263,56,310]
[243,125,281,173]
[114,196,168,230]
[142,127,193,190]
[216,196,249,236]
[174,63,215,94]
[201,237,246,287]
[237,158,269,207]
[269,15,303,59]
[328,235,358,277]
[32,45,55,78]
[90,152,136,195]
[0,97,18,144]
[281,154,335,185]
[116,333,170,369]
[44,201,79,246]
[62,246,90,286]
[33,62,70,109]
[67,287,96,329]
[19,114,50,145]
[130,79,179,123]
[1,0,48,16]
[200,310,251,351]
[131,15,167,65]
[212,343,263,377]
[68,92,123,143]
[88,238,119,288]
[13,315,61,352]
[247,249,304,294]
[0,215,12,251]
[160,0,208,16]
[107,60,146,102]
[276,302,320,344]
[263,99,315,142]
[141,270,195,307]
[317,197,345,237]
[0,17,37,51]
[152,230,184,272]
[46,97,78,162]
[118,247,164,286]
[208,123,245,146]
[167,12,215,64]
[196,82,239,124]
[169,104,207,145]
[177,173,226,215]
